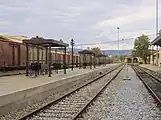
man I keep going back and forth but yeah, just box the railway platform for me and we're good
[140,64,161,73]
[0,64,118,118]
[0,70,25,77]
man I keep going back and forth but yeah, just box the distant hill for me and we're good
[57,48,131,56]
[102,50,131,56]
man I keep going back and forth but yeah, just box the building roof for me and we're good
[151,35,161,46]
[0,35,28,43]
[23,36,69,47]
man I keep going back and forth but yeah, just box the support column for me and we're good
[37,46,39,63]
[55,49,58,73]
[32,46,34,62]
[84,54,87,69]
[79,54,81,69]
[94,55,96,68]
[26,44,29,76]
[156,45,159,66]
[42,48,43,63]
[72,44,74,71]
[152,45,154,65]
[45,47,48,64]
[37,46,40,75]
[64,47,67,74]
[90,55,92,69]
[55,49,57,63]
[48,46,52,77]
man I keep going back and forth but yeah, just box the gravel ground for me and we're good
[78,65,161,120]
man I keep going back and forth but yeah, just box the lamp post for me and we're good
[70,39,75,71]
[117,27,120,56]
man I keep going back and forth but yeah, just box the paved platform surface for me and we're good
[0,64,117,96]
[140,64,161,72]
[0,70,25,77]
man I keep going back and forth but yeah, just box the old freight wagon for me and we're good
[0,35,80,71]
[0,35,28,70]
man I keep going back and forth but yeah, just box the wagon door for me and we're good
[9,43,15,66]
[17,45,21,66]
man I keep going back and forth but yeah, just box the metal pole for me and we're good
[72,42,74,71]
[71,39,74,71]
[156,0,159,37]
[64,47,67,74]
[117,27,120,56]
[156,0,159,66]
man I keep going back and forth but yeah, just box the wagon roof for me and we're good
[23,36,69,47]
[0,35,28,43]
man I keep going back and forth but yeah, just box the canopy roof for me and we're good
[78,49,95,55]
[23,36,69,47]
[151,35,161,46]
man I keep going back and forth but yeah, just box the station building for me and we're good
[150,35,161,66]
[125,57,144,64]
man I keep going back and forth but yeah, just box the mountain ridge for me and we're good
[66,48,131,55]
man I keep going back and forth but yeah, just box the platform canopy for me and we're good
[151,35,161,46]
[23,36,69,47]
[23,36,69,77]
[78,49,95,55]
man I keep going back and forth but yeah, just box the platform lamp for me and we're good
[70,39,75,71]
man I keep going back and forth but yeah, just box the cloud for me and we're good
[0,0,160,50]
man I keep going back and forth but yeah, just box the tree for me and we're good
[120,55,126,62]
[159,29,161,36]
[91,47,102,56]
[87,47,90,50]
[132,34,150,64]
[131,49,137,57]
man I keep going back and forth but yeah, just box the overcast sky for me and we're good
[0,0,160,50]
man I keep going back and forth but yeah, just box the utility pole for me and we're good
[117,27,120,55]
[156,0,159,66]
[117,27,120,62]
[156,0,159,37]
[70,39,75,71]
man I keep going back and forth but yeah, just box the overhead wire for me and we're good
[75,33,158,46]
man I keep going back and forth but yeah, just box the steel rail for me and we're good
[138,66,161,83]
[72,65,124,120]
[132,66,161,105]
[19,64,123,120]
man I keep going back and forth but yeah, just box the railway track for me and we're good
[19,65,124,120]
[132,65,161,105]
